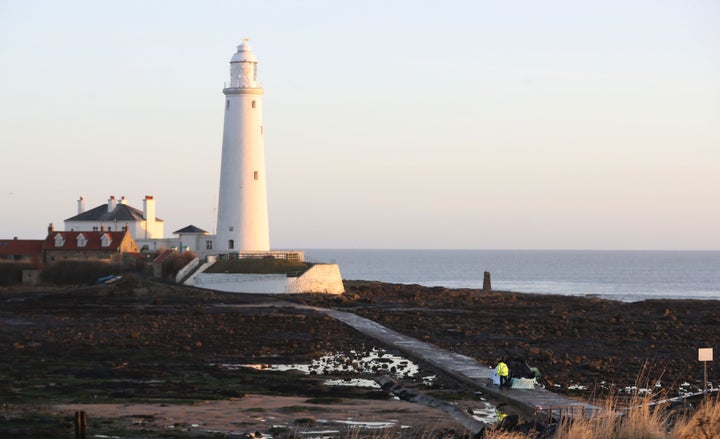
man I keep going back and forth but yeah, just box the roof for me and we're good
[43,231,131,251]
[124,252,146,261]
[231,39,258,63]
[65,203,163,223]
[152,249,176,264]
[0,239,44,256]
[173,225,208,235]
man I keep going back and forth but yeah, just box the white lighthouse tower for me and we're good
[215,39,270,252]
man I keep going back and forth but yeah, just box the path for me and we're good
[218,301,601,421]
[318,308,600,420]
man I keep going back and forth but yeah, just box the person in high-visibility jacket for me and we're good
[495,359,510,388]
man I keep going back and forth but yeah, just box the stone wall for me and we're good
[194,273,290,294]
[285,264,344,294]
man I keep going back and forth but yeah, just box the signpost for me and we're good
[698,348,713,392]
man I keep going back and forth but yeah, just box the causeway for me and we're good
[318,307,601,420]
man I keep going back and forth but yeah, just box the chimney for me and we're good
[143,195,156,239]
[77,196,86,214]
[120,196,127,205]
[107,195,117,212]
[48,222,54,233]
[100,224,105,231]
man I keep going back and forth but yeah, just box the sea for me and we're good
[304,249,720,302]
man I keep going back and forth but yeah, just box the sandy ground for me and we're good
[53,395,486,436]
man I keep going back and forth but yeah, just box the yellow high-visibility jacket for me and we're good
[496,362,509,377]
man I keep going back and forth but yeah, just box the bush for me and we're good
[41,260,122,285]
[161,251,197,282]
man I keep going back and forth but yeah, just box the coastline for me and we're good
[306,249,720,302]
[2,278,719,437]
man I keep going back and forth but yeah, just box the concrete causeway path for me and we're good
[318,308,600,420]
[218,299,600,421]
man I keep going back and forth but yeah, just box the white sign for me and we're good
[698,348,713,362]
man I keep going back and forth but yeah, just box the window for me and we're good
[228,239,234,250]
[251,100,256,108]
[77,234,87,247]
[92,226,98,232]
[54,234,65,247]
[101,233,112,247]
[260,125,263,135]
[229,226,234,231]
[227,100,230,109]
[254,171,259,180]
[206,240,213,250]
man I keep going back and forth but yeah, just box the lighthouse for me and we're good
[215,39,270,252]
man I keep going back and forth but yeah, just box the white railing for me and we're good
[217,250,304,262]
[175,257,200,284]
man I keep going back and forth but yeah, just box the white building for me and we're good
[65,195,164,244]
[174,225,214,255]
[215,39,270,252]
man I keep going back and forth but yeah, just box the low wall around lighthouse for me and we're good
[286,264,344,294]
[191,263,344,294]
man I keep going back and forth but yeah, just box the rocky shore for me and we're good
[1,278,719,437]
[292,280,720,395]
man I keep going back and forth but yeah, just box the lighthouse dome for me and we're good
[230,39,258,63]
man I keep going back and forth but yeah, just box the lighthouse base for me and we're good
[191,264,343,294]
[185,252,344,295]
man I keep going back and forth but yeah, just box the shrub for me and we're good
[0,262,33,286]
[41,260,122,285]
[161,251,197,282]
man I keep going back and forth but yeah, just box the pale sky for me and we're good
[1,0,718,250]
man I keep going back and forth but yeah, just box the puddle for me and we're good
[215,347,435,388]
[323,378,380,388]
[469,405,501,424]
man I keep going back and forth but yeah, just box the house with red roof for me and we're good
[0,238,44,268]
[43,229,139,265]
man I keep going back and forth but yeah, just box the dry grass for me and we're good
[554,396,670,439]
[671,395,720,439]
[482,433,529,439]
[482,394,720,439]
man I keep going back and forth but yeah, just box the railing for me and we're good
[223,81,262,89]
[216,250,304,262]
[175,257,200,284]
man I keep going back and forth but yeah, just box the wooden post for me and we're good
[483,271,492,291]
[74,410,87,439]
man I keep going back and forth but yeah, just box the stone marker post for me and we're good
[483,271,492,291]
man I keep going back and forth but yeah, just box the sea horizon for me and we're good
[303,249,720,302]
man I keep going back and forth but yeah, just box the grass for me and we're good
[481,393,720,439]
[204,258,310,275]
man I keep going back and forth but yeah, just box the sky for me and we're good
[1,0,718,250]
